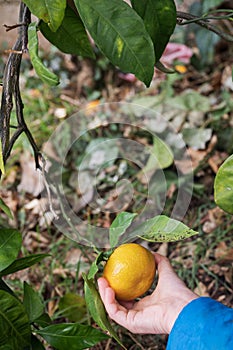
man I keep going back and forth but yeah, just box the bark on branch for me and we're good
[0,2,41,178]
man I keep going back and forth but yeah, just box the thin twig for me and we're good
[0,34,22,161]
[3,22,27,32]
[13,79,42,170]
[177,11,233,42]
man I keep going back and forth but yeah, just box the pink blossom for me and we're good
[161,43,193,64]
[118,72,137,82]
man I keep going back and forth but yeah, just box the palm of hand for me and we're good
[98,253,198,335]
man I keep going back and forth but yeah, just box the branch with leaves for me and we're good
[1,0,233,176]
[177,10,233,42]
[0,2,41,178]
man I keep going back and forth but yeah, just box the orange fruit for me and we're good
[103,243,156,301]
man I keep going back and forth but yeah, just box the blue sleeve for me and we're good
[167,297,233,350]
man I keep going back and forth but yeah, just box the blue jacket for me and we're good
[167,297,233,349]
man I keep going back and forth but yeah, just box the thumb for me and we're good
[153,253,187,290]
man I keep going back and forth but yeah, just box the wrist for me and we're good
[166,292,199,333]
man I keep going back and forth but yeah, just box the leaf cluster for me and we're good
[23,0,177,86]
[0,227,108,350]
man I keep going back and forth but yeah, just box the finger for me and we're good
[98,277,135,309]
[152,253,187,290]
[153,252,172,271]
[97,277,141,332]
[98,277,127,315]
[97,277,108,302]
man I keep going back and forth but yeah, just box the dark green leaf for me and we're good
[58,293,87,323]
[87,251,105,279]
[0,228,22,272]
[23,282,44,323]
[0,254,50,277]
[31,334,46,350]
[39,6,94,58]
[0,345,13,350]
[155,60,175,73]
[0,278,15,296]
[131,0,177,60]
[131,215,198,242]
[0,290,31,349]
[74,0,155,86]
[28,22,59,86]
[214,154,233,214]
[83,274,126,349]
[34,313,51,328]
[23,0,66,31]
[0,198,13,219]
[83,275,109,331]
[109,212,137,248]
[36,323,109,350]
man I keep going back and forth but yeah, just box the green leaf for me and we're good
[28,22,59,86]
[39,6,94,58]
[0,229,22,272]
[0,198,13,219]
[138,135,173,183]
[0,253,50,277]
[34,313,51,328]
[58,293,87,323]
[0,278,15,296]
[87,251,105,279]
[83,275,110,331]
[36,323,109,350]
[74,0,155,86]
[155,60,175,74]
[31,334,46,350]
[166,91,210,112]
[131,215,198,242]
[182,128,212,150]
[23,282,44,323]
[150,136,174,169]
[214,154,233,214]
[0,290,31,349]
[83,274,126,349]
[23,0,66,31]
[131,0,177,60]
[109,212,137,248]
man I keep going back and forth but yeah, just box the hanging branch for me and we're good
[177,10,233,42]
[0,2,42,179]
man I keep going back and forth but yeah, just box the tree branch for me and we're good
[0,2,41,178]
[177,11,233,42]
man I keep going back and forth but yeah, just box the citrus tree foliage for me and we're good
[214,155,233,214]
[23,0,177,86]
[1,1,233,349]
[0,227,108,350]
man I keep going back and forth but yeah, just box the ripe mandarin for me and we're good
[103,243,156,301]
